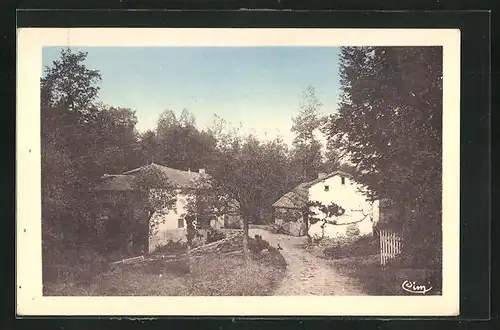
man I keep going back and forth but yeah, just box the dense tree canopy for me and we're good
[41,49,144,259]
[324,46,443,264]
[197,132,292,259]
[153,109,217,171]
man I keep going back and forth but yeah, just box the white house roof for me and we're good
[272,182,309,209]
[272,170,356,209]
[94,174,138,191]
[122,163,209,189]
[302,170,353,188]
[95,163,211,191]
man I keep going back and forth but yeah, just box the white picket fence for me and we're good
[379,229,403,266]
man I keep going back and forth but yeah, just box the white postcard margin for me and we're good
[16,28,461,316]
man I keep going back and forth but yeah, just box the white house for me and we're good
[121,163,208,252]
[95,163,241,254]
[273,170,379,239]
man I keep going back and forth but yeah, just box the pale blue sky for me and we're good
[42,46,341,145]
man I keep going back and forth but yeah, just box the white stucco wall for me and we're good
[148,190,191,252]
[308,175,371,213]
[372,199,380,225]
[307,174,378,240]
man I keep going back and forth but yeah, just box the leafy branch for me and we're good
[304,200,346,241]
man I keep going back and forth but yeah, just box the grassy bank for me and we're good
[44,239,286,296]
[303,235,441,296]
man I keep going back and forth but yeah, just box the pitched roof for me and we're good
[94,174,137,191]
[272,170,357,209]
[302,170,353,188]
[272,182,309,209]
[122,163,209,189]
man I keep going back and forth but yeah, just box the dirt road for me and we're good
[250,228,365,296]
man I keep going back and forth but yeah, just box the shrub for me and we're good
[323,235,378,259]
[249,234,271,253]
[226,221,242,229]
[153,240,187,255]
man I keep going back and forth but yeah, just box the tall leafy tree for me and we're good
[41,48,102,118]
[41,48,142,262]
[155,109,217,171]
[290,86,325,182]
[325,46,443,265]
[197,129,292,260]
[91,106,142,174]
[137,130,159,165]
[156,109,178,136]
[257,137,292,221]
[179,108,196,127]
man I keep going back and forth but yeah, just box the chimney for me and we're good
[318,173,327,179]
[199,168,206,174]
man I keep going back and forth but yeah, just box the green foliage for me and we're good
[136,130,159,164]
[41,48,102,117]
[325,46,443,263]
[41,49,148,264]
[249,234,271,253]
[327,47,442,207]
[154,109,217,170]
[275,208,302,223]
[305,200,345,226]
[185,214,200,247]
[322,235,378,259]
[91,106,142,172]
[206,134,292,224]
[291,86,324,143]
[152,240,187,255]
[185,128,295,258]
[305,200,346,241]
[133,165,178,237]
[289,86,326,182]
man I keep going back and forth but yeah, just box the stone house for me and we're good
[94,162,242,254]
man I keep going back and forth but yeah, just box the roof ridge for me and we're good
[302,170,354,188]
[148,162,197,175]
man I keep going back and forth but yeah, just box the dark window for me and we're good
[341,176,345,185]
[178,218,184,228]
[324,185,330,192]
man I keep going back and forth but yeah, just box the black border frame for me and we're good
[10,8,491,325]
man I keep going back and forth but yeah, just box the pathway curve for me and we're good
[250,228,365,296]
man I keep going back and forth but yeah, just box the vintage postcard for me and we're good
[16,28,460,316]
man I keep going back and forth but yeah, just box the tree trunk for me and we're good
[126,232,134,256]
[186,244,192,273]
[242,217,250,261]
